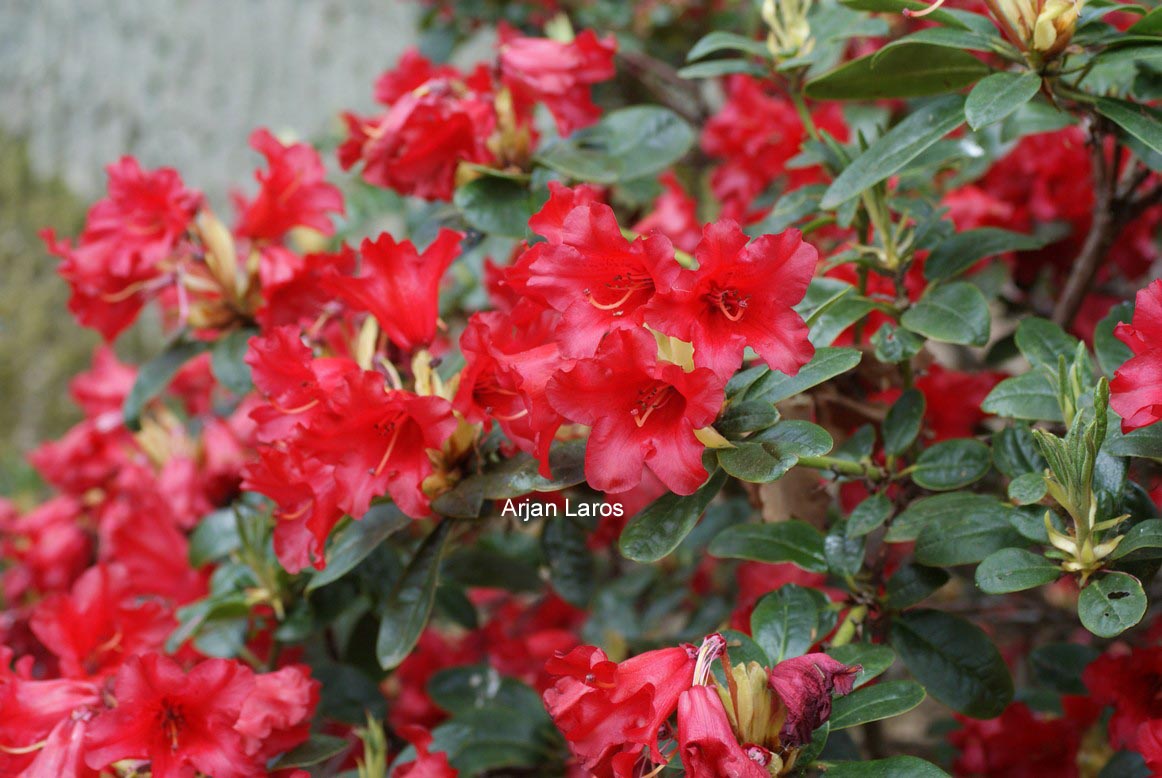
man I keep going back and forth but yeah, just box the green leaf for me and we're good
[821,95,967,208]
[827,643,897,688]
[535,106,695,184]
[1029,643,1101,696]
[887,493,1012,542]
[1105,422,1162,458]
[883,389,925,456]
[1078,572,1147,638]
[829,680,926,730]
[914,499,1025,566]
[428,665,545,717]
[716,400,780,436]
[211,328,255,395]
[901,282,991,347]
[188,509,241,567]
[826,521,866,577]
[271,734,350,770]
[1111,519,1162,560]
[717,441,798,483]
[751,585,824,662]
[678,59,770,79]
[982,372,1064,422]
[1094,301,1134,377]
[618,470,727,562]
[871,323,926,363]
[806,47,988,101]
[911,438,992,491]
[965,71,1042,130]
[752,420,835,456]
[891,609,1013,718]
[975,548,1060,593]
[377,522,452,669]
[709,520,829,573]
[745,347,862,403]
[1095,97,1162,157]
[873,28,994,67]
[924,227,1047,281]
[886,563,950,608]
[1008,472,1048,505]
[454,176,536,238]
[307,504,410,592]
[841,0,975,29]
[1015,317,1079,370]
[847,493,893,538]
[480,439,588,499]
[1129,6,1162,35]
[825,756,951,778]
[122,340,211,431]
[687,30,773,60]
[542,516,595,607]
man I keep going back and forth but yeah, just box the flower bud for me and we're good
[762,0,815,61]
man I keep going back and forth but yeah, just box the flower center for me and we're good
[160,703,185,752]
[706,284,749,322]
[372,418,403,476]
[584,271,654,312]
[630,382,677,428]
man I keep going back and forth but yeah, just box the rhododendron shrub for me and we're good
[7,2,1162,776]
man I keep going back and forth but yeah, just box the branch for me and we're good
[616,50,708,125]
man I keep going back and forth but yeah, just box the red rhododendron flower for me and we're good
[948,698,1101,778]
[678,684,770,778]
[234,127,344,242]
[1137,719,1162,776]
[1084,646,1162,751]
[325,229,462,352]
[547,328,724,494]
[234,664,319,760]
[543,643,697,776]
[394,725,458,777]
[498,28,617,136]
[84,654,256,778]
[767,653,859,746]
[644,221,816,381]
[1110,279,1162,431]
[338,51,494,201]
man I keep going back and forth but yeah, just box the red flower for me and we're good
[547,328,724,494]
[948,699,1100,778]
[633,172,702,254]
[767,653,859,746]
[455,311,566,472]
[325,230,462,352]
[338,51,494,201]
[678,684,770,778]
[522,183,681,357]
[30,564,171,679]
[543,643,697,777]
[234,128,344,242]
[644,221,816,381]
[394,725,458,777]
[1083,646,1162,751]
[498,28,617,136]
[1137,719,1162,776]
[234,665,319,761]
[42,157,201,340]
[1111,279,1162,431]
[84,654,256,778]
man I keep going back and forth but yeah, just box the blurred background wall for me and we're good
[0,0,424,466]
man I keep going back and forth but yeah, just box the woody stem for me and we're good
[796,455,885,480]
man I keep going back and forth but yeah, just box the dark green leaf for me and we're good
[924,227,1046,281]
[687,30,773,60]
[751,585,824,662]
[307,505,410,592]
[821,95,968,208]
[716,400,780,436]
[891,609,1013,718]
[901,282,991,347]
[965,71,1042,130]
[188,509,241,567]
[1078,572,1147,638]
[1105,421,1162,458]
[883,389,925,456]
[975,548,1060,593]
[1094,301,1134,377]
[1015,317,1079,370]
[1112,519,1162,560]
[211,328,255,395]
[377,522,452,669]
[826,521,866,577]
[871,323,926,363]
[717,441,798,483]
[619,470,727,562]
[888,493,1011,542]
[745,347,862,403]
[914,500,1024,566]
[911,438,992,491]
[873,28,994,67]
[1029,643,1100,695]
[841,0,974,29]
[847,493,894,538]
[829,680,926,730]
[709,520,829,573]
[806,48,988,102]
[982,372,1063,422]
[122,340,210,431]
[1095,97,1162,157]
[271,734,350,769]
[454,176,536,238]
[886,563,950,608]
[753,420,835,456]
[825,756,951,777]
[1008,472,1048,505]
[827,643,897,688]
[678,59,770,79]
[542,516,595,607]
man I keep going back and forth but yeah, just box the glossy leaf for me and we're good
[911,438,992,491]
[709,520,829,573]
[377,522,452,669]
[1078,572,1147,638]
[901,282,991,347]
[975,548,1060,593]
[619,469,727,562]
[829,680,926,730]
[965,71,1042,130]
[806,48,988,102]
